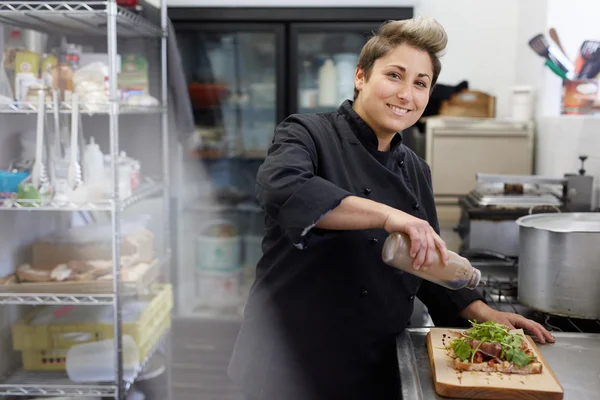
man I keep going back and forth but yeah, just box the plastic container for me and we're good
[83,136,105,185]
[20,310,170,372]
[65,335,139,382]
[195,220,241,272]
[0,170,29,199]
[333,53,359,104]
[13,284,173,352]
[381,232,481,290]
[511,85,534,121]
[318,58,337,107]
[196,269,241,309]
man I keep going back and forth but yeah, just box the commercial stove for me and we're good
[457,161,595,257]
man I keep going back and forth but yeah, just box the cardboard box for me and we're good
[32,230,154,269]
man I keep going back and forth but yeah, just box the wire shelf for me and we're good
[0,330,170,397]
[0,293,114,305]
[0,1,162,38]
[0,101,165,115]
[0,255,168,304]
[0,180,163,212]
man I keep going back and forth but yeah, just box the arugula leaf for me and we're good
[505,347,535,367]
[452,339,472,361]
[454,320,535,367]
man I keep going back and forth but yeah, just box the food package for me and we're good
[118,54,149,101]
[32,217,155,269]
[14,50,41,101]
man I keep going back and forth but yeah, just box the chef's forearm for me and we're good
[460,300,494,322]
[315,195,393,231]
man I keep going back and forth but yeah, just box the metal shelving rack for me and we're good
[0,1,171,399]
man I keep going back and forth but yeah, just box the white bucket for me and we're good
[195,270,241,310]
[195,220,241,272]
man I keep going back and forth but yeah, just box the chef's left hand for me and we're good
[461,300,555,344]
[489,311,555,344]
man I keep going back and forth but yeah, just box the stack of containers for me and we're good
[11,284,173,374]
[195,220,242,311]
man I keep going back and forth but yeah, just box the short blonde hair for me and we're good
[354,16,448,99]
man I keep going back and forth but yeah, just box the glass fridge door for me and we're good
[177,23,284,159]
[290,23,380,114]
[174,24,281,318]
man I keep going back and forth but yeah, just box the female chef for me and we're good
[228,15,554,400]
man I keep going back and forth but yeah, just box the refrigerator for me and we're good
[168,7,413,399]
[169,7,414,318]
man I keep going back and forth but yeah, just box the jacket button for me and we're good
[369,237,379,245]
[399,160,405,167]
[360,288,368,296]
[412,203,420,210]
[408,295,415,301]
[363,188,372,196]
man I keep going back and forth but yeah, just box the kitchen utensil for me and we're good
[31,90,47,190]
[52,89,62,160]
[578,46,600,79]
[67,94,82,190]
[529,34,574,78]
[574,40,600,77]
[545,59,568,80]
[426,328,563,400]
[548,28,568,59]
[516,212,600,319]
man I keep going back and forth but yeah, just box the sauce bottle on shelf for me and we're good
[381,232,482,290]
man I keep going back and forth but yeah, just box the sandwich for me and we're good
[446,320,543,374]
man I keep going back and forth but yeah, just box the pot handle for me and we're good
[528,205,561,215]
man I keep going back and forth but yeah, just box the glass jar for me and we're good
[382,232,481,290]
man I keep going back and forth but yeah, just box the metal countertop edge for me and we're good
[397,331,424,400]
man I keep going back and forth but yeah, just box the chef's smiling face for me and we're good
[353,43,433,143]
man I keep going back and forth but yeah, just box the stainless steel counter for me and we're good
[397,328,600,400]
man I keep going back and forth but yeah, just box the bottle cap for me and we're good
[466,267,481,289]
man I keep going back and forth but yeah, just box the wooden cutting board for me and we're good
[426,328,564,400]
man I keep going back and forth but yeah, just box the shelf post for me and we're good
[160,1,173,400]
[106,0,124,399]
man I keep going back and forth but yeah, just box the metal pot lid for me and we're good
[516,212,600,233]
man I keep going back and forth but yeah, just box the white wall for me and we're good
[414,0,520,118]
[514,0,549,118]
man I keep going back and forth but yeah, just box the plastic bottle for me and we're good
[318,58,337,107]
[381,232,482,290]
[83,136,105,185]
[65,335,139,383]
[3,29,26,98]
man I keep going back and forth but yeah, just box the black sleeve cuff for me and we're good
[277,176,352,249]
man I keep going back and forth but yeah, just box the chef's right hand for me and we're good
[383,209,449,270]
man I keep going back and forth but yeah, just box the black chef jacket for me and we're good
[228,100,484,400]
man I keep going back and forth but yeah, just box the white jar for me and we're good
[195,220,242,272]
[511,86,534,121]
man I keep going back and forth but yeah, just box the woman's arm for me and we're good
[316,196,448,269]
